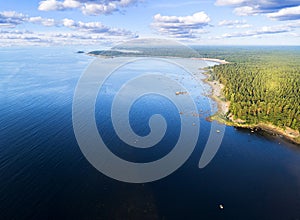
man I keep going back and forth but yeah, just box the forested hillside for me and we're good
[208,48,300,132]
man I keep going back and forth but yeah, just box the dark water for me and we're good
[1,47,300,220]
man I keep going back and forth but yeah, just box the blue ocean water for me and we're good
[1,47,300,219]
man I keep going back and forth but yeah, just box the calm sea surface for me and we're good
[1,47,300,220]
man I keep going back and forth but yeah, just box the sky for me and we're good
[0,0,300,47]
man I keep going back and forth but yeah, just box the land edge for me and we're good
[86,52,230,65]
[202,67,300,145]
[85,52,300,145]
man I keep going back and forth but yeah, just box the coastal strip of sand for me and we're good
[195,58,230,65]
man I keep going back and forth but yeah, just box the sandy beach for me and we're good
[196,58,230,65]
[204,79,230,114]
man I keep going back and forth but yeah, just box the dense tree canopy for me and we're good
[207,48,300,131]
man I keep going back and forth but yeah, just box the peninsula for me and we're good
[203,47,300,145]
[88,46,300,145]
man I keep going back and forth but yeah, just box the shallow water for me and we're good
[1,47,300,219]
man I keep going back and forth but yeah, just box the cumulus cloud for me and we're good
[218,21,300,38]
[218,19,246,26]
[62,18,137,36]
[151,12,210,38]
[0,10,136,37]
[215,0,246,6]
[0,29,52,46]
[0,11,57,27]
[218,19,252,28]
[62,18,76,28]
[221,27,289,38]
[38,0,81,10]
[0,10,138,46]
[81,2,117,15]
[0,11,26,27]
[233,6,259,16]
[235,24,252,28]
[267,5,300,20]
[38,0,138,15]
[0,28,137,46]
[287,20,300,28]
[215,0,300,20]
[28,16,56,26]
[0,29,33,34]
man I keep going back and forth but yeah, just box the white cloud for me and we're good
[38,0,138,15]
[0,11,26,27]
[1,11,25,19]
[218,19,252,28]
[217,22,300,38]
[119,0,136,7]
[235,24,252,28]
[38,0,63,11]
[0,11,57,27]
[28,16,56,26]
[0,29,33,34]
[152,12,210,38]
[0,10,138,46]
[233,6,258,16]
[154,12,210,24]
[62,18,76,28]
[81,2,118,15]
[0,30,51,45]
[218,19,246,26]
[215,0,300,20]
[267,5,300,20]
[0,10,136,37]
[63,0,81,8]
[215,0,246,6]
[0,28,138,46]
[62,19,137,37]
[38,0,80,11]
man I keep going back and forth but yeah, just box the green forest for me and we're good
[204,47,300,133]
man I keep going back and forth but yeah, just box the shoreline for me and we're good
[85,53,300,145]
[87,53,230,65]
[203,65,300,145]
[194,57,230,65]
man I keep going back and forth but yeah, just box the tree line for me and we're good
[207,47,300,131]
